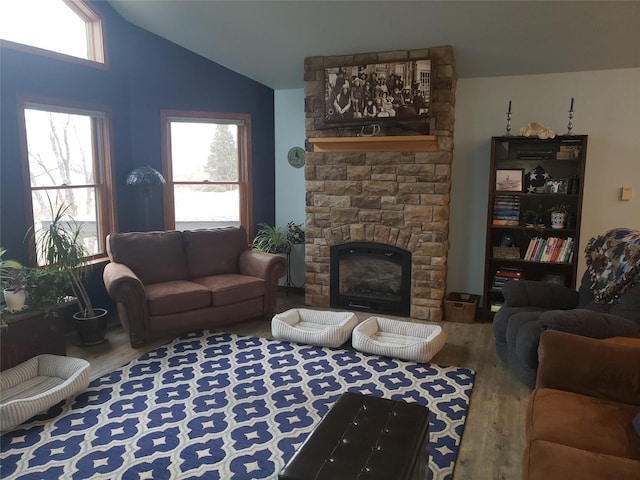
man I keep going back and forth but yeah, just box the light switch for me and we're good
[621,187,633,201]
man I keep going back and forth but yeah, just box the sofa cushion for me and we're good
[145,281,211,316]
[183,227,249,278]
[107,231,189,284]
[527,388,640,460]
[193,274,264,307]
[523,439,640,480]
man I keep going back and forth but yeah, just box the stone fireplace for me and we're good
[303,46,456,322]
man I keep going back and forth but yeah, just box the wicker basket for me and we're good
[444,293,480,323]
[493,246,520,259]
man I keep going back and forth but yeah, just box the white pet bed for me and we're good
[352,316,447,362]
[272,308,359,348]
[1,354,90,431]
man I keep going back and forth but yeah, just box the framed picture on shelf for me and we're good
[495,169,524,192]
[544,178,569,194]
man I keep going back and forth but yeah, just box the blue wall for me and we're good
[0,1,275,266]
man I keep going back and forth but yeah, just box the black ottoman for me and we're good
[279,391,430,480]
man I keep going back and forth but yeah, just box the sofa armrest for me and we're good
[103,262,149,347]
[536,330,640,405]
[238,250,287,280]
[239,250,287,316]
[514,309,640,370]
[537,308,640,338]
[502,280,579,309]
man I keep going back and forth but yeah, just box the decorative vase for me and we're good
[3,289,26,311]
[550,212,567,229]
[73,308,108,345]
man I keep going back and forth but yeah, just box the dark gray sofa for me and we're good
[493,228,640,388]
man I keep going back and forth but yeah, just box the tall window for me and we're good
[0,0,104,64]
[20,100,115,264]
[161,111,253,234]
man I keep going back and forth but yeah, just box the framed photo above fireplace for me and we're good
[323,59,431,124]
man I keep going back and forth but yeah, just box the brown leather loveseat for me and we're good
[523,330,640,480]
[103,227,287,347]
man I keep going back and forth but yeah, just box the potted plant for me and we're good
[1,248,27,313]
[2,267,29,312]
[30,201,108,345]
[27,266,72,309]
[286,222,305,245]
[547,204,571,229]
[252,223,292,255]
[523,205,545,230]
[0,248,23,286]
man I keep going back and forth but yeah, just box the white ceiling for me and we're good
[108,1,640,90]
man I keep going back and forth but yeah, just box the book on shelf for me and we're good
[557,144,581,160]
[490,302,504,313]
[494,196,521,202]
[533,238,546,261]
[550,237,563,262]
[492,194,520,226]
[492,276,521,290]
[540,237,557,262]
[495,268,523,278]
[516,149,554,160]
[493,209,521,216]
[557,237,574,263]
[523,236,574,262]
[524,238,536,260]
[535,239,546,261]
[492,219,519,226]
[524,237,545,261]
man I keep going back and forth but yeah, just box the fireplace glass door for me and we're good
[330,242,411,316]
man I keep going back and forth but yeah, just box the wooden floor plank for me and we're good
[67,290,529,479]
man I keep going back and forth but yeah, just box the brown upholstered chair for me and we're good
[523,330,640,480]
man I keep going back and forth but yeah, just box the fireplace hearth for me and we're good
[330,242,411,317]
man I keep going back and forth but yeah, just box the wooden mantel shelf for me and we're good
[309,135,437,153]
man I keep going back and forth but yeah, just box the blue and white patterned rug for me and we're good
[0,331,475,480]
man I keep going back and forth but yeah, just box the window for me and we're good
[161,111,253,235]
[0,0,104,64]
[20,100,115,265]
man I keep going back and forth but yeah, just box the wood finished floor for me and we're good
[67,290,530,480]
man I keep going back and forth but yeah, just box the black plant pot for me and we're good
[73,308,108,345]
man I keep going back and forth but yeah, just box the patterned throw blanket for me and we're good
[585,228,640,304]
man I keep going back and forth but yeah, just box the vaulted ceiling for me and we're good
[108,1,640,90]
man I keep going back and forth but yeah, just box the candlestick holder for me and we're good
[567,109,574,135]
[505,112,512,136]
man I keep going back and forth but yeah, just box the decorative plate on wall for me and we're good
[287,146,305,168]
